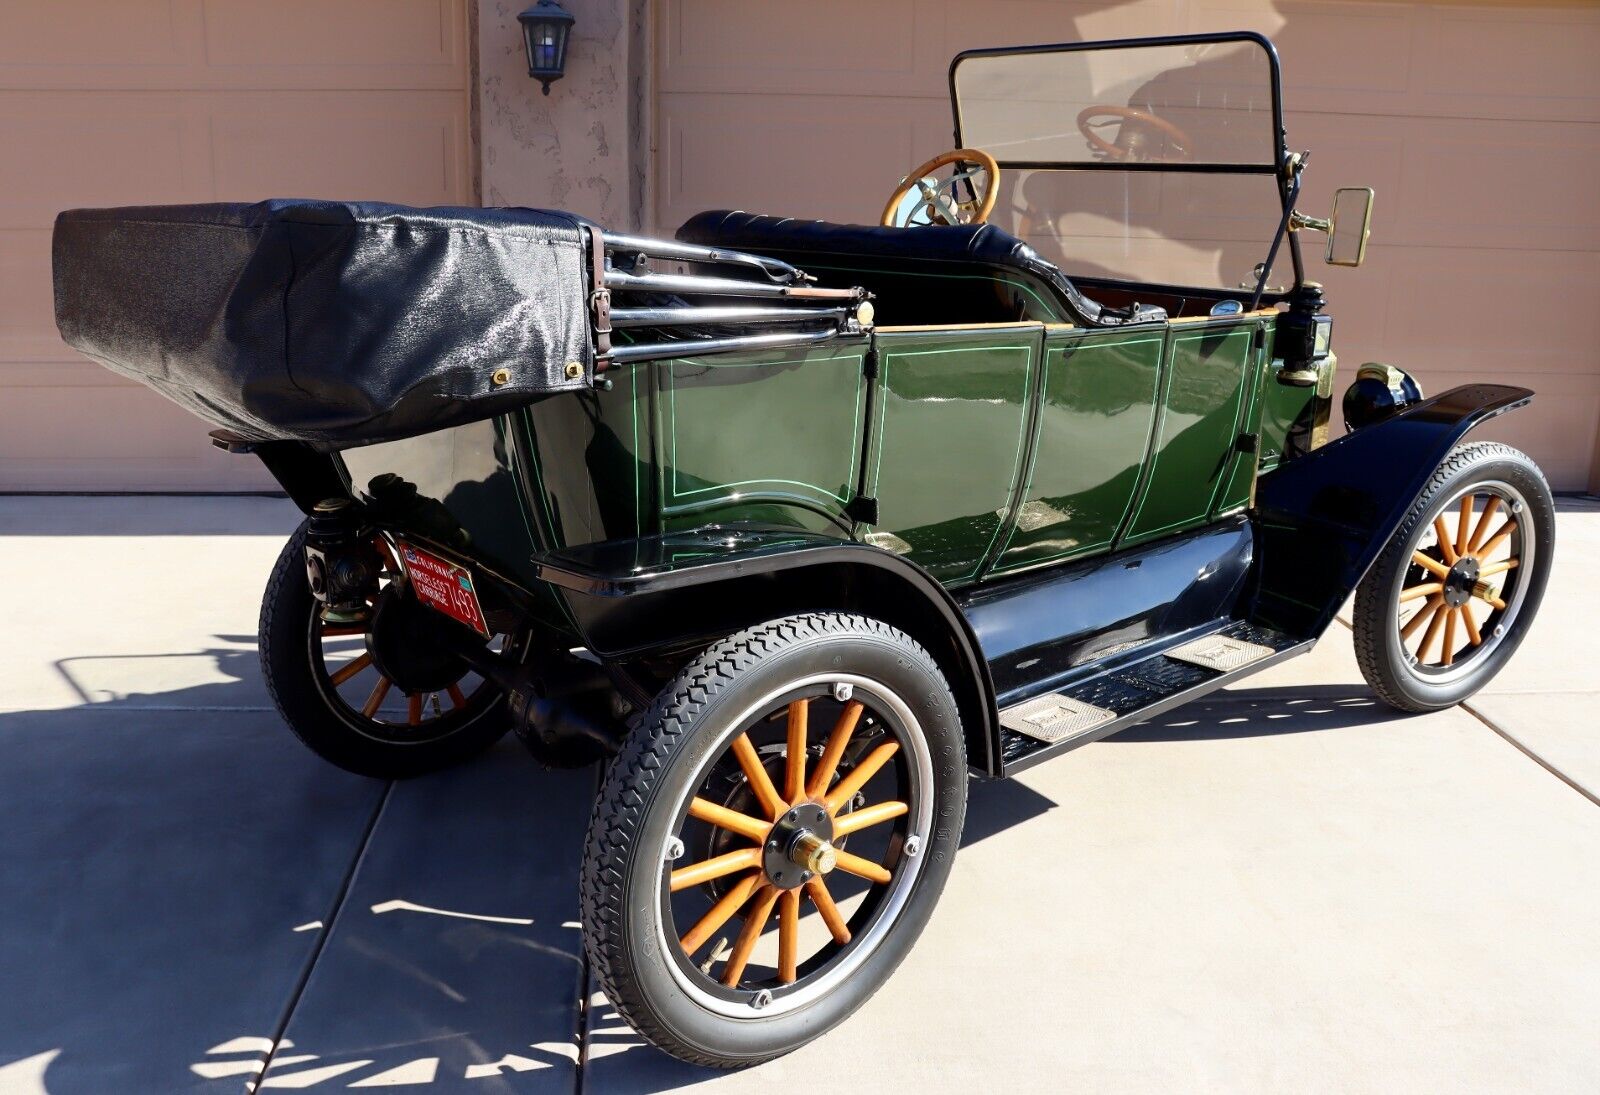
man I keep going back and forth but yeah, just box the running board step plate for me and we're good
[996,621,1306,776]
[1000,694,1116,744]
[1166,634,1277,673]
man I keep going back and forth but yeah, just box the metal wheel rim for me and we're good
[654,671,934,1019]
[1393,478,1532,683]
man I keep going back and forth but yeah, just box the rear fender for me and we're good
[534,530,1001,777]
[1251,383,1533,637]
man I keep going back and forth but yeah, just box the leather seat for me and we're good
[676,210,1165,328]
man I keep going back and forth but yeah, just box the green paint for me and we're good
[866,329,1036,584]
[341,300,1294,638]
[1121,324,1256,545]
[1213,322,1272,514]
[660,349,866,516]
[993,329,1165,574]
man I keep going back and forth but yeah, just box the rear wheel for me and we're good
[581,613,967,1067]
[1353,442,1554,712]
[260,521,521,779]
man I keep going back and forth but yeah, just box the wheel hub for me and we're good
[761,802,834,890]
[366,589,467,693]
[1442,557,1479,608]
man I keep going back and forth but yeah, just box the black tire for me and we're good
[1353,442,1554,712]
[581,613,967,1067]
[259,521,514,779]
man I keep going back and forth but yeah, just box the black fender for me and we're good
[533,529,1002,776]
[1251,383,1533,638]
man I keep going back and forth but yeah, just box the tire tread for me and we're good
[1352,441,1551,712]
[580,612,945,1068]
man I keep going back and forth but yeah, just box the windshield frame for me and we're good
[948,31,1303,296]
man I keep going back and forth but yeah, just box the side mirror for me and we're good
[1326,187,1374,267]
[1290,186,1375,268]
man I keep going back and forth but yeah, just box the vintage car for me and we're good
[53,32,1552,1067]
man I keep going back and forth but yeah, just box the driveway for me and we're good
[1,496,1596,1093]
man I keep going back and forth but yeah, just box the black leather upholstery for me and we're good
[677,210,1165,328]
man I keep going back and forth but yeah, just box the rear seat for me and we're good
[677,210,1165,328]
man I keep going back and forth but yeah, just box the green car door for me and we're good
[986,315,1270,576]
[1120,318,1269,545]
[991,325,1166,575]
[863,324,1039,584]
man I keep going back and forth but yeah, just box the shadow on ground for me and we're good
[1,634,1413,1091]
[569,682,1407,1092]
[0,648,594,1093]
[1111,684,1407,743]
[0,659,380,1093]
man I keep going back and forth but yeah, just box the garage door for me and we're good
[654,1,1600,491]
[0,1,473,490]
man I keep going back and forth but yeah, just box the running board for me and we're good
[998,621,1310,776]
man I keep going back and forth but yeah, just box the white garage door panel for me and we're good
[657,0,941,95]
[1,383,248,490]
[0,0,471,491]
[0,0,465,89]
[0,234,64,364]
[658,95,952,230]
[206,93,468,201]
[1202,1,1600,121]
[656,0,1600,490]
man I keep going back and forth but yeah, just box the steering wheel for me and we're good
[880,148,1000,227]
[1076,105,1195,163]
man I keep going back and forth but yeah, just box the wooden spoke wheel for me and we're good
[1396,486,1524,672]
[260,520,522,779]
[1354,443,1553,712]
[309,543,512,746]
[581,613,967,1068]
[666,688,918,997]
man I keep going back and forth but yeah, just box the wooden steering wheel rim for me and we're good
[879,147,1000,227]
[1075,105,1194,163]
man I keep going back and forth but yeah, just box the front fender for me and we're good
[533,528,1002,776]
[1251,383,1533,637]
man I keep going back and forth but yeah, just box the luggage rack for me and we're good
[591,230,872,368]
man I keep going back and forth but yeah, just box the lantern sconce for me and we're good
[518,1,576,95]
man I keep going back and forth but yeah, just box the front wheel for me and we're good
[1353,442,1554,712]
[581,613,967,1067]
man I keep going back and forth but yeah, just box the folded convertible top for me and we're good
[53,200,597,447]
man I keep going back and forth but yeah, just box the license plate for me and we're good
[397,541,491,637]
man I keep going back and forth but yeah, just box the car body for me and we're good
[54,30,1552,1066]
[310,31,1515,776]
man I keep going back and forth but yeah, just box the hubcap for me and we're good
[1441,557,1478,608]
[761,802,834,890]
[789,831,838,876]
[366,588,468,693]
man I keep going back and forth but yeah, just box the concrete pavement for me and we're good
[0,496,1596,1093]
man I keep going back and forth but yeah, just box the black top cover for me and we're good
[53,200,596,448]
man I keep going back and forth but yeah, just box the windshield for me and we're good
[951,35,1290,293]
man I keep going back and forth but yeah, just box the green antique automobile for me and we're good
[53,32,1552,1067]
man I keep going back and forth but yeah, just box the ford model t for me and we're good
[53,33,1551,1066]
